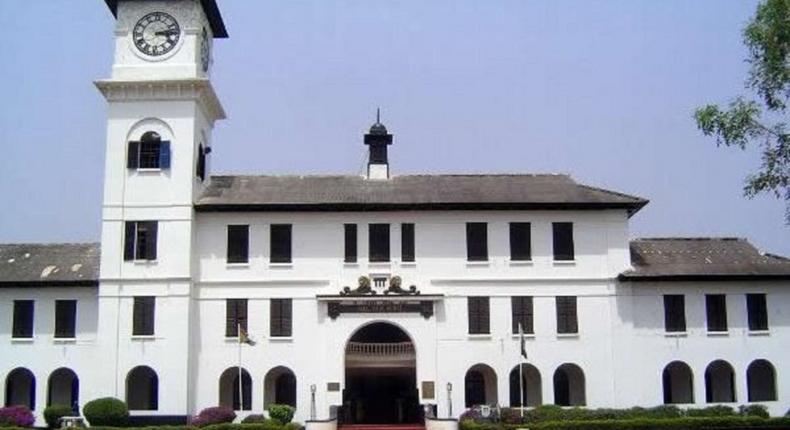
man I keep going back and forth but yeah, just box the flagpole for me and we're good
[519,323,524,418]
[238,323,243,412]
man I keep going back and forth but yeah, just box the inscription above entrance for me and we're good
[327,300,434,319]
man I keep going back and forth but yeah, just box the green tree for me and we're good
[694,0,790,222]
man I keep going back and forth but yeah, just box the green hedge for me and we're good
[461,416,790,430]
[86,423,304,430]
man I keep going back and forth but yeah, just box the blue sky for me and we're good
[0,1,788,254]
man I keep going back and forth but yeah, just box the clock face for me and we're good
[200,27,211,72]
[132,12,181,57]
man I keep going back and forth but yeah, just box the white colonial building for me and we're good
[1,0,789,427]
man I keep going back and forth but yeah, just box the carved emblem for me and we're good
[339,276,375,296]
[385,276,420,296]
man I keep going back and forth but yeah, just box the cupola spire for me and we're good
[364,109,393,180]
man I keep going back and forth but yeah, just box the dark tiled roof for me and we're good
[195,174,648,215]
[103,0,228,38]
[0,243,100,287]
[620,238,790,281]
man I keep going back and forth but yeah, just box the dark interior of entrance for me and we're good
[343,323,420,424]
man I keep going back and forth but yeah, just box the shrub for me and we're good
[266,405,295,424]
[0,406,35,428]
[739,404,770,418]
[83,397,129,427]
[44,404,74,428]
[685,405,736,417]
[191,407,236,427]
[283,423,303,430]
[241,415,268,424]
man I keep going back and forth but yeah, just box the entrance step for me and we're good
[339,425,425,430]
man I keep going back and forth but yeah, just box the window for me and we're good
[124,221,158,261]
[705,294,728,332]
[552,222,574,261]
[401,223,415,262]
[127,131,171,169]
[270,224,292,263]
[467,297,490,335]
[746,293,768,331]
[196,144,207,181]
[509,222,531,261]
[12,300,34,338]
[226,299,248,338]
[54,300,77,338]
[133,296,155,336]
[511,296,534,334]
[556,296,578,334]
[227,225,249,264]
[369,224,390,262]
[663,295,686,332]
[344,224,357,263]
[466,223,488,261]
[270,299,292,337]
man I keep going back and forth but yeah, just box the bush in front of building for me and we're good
[266,405,295,424]
[0,406,35,428]
[739,404,770,418]
[461,416,790,430]
[43,404,75,428]
[190,407,237,427]
[82,397,129,427]
[240,415,268,424]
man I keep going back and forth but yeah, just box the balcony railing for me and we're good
[346,342,415,358]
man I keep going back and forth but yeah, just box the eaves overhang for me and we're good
[104,0,228,38]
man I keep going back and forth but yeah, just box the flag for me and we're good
[519,323,528,360]
[239,324,256,346]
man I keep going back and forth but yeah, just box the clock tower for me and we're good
[94,0,227,415]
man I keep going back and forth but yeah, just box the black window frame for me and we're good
[133,296,156,336]
[467,296,490,335]
[124,220,158,261]
[705,294,728,332]
[746,293,768,331]
[344,224,357,263]
[509,222,532,261]
[466,222,488,262]
[369,223,391,262]
[663,294,686,333]
[227,225,250,264]
[54,300,77,339]
[12,300,34,339]
[556,296,578,334]
[552,222,575,261]
[127,132,171,170]
[270,224,292,263]
[511,296,534,334]
[401,223,415,262]
[225,299,248,338]
[270,298,293,337]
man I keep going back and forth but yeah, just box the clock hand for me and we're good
[154,30,178,36]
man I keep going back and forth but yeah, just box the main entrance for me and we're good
[343,322,420,424]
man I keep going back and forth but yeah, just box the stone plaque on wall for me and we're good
[327,382,341,392]
[421,381,435,399]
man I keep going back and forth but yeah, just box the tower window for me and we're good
[124,221,158,261]
[196,144,207,181]
[127,131,171,170]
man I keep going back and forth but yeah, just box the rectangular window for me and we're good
[663,295,686,332]
[226,299,248,338]
[270,224,292,263]
[556,296,578,334]
[124,221,158,261]
[466,223,488,261]
[369,224,391,262]
[511,296,534,334]
[552,222,574,261]
[54,300,77,339]
[344,224,357,263]
[467,297,490,335]
[746,293,768,331]
[402,223,415,262]
[509,222,532,261]
[12,300,34,339]
[127,139,171,169]
[270,299,293,337]
[227,225,250,264]
[706,294,728,332]
[133,296,156,336]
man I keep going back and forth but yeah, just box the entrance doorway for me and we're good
[343,322,419,424]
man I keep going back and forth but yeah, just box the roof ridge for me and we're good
[0,242,100,247]
[210,173,572,179]
[632,237,745,242]
[578,183,648,203]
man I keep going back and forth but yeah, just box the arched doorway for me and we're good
[219,367,252,411]
[662,361,694,404]
[464,364,498,407]
[264,366,296,408]
[48,368,79,410]
[553,363,585,406]
[705,360,735,403]
[5,368,35,410]
[126,366,158,411]
[344,322,418,424]
[747,359,776,402]
[509,363,541,407]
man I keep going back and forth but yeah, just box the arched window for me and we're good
[196,144,207,181]
[464,364,498,407]
[126,366,158,410]
[5,368,35,410]
[509,363,542,407]
[747,359,777,402]
[47,368,79,411]
[219,367,252,411]
[662,361,693,404]
[705,360,735,403]
[264,366,296,408]
[553,363,585,406]
[127,131,170,170]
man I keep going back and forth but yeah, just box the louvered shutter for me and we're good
[468,298,479,334]
[270,299,281,336]
[552,222,574,261]
[401,223,415,262]
[282,299,292,336]
[124,222,136,261]
[226,300,237,337]
[146,221,158,260]
[509,223,531,261]
[55,300,76,338]
[159,141,171,169]
[127,141,139,169]
[13,301,34,338]
[557,296,578,334]
[344,224,357,263]
[479,297,490,334]
[133,297,145,335]
[237,299,248,332]
[466,223,488,261]
[271,225,292,263]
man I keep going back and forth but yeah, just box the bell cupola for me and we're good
[364,109,393,180]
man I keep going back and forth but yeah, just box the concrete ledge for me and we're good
[426,416,459,430]
[306,417,337,430]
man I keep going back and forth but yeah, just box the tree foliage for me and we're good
[694,0,790,222]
